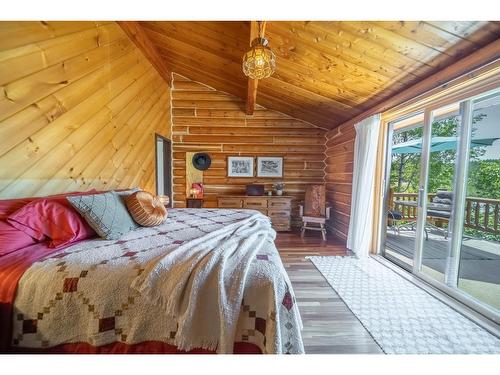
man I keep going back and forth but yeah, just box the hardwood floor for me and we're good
[275,231,383,354]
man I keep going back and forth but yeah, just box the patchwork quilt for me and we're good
[10,209,304,354]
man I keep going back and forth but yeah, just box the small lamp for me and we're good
[190,188,198,198]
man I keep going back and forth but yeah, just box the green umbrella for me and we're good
[392,137,499,154]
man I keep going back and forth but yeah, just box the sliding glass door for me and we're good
[381,88,500,322]
[457,93,500,311]
[383,113,425,270]
[420,103,460,284]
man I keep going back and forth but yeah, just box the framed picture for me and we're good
[227,156,254,177]
[257,157,283,178]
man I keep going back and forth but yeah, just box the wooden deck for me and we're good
[386,230,500,285]
[275,232,383,354]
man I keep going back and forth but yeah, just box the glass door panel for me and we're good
[420,103,460,282]
[457,92,500,311]
[383,113,425,270]
[380,86,500,323]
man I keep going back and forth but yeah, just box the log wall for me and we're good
[324,123,355,240]
[171,74,326,227]
[0,21,171,198]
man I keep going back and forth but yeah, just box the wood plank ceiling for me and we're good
[140,21,500,129]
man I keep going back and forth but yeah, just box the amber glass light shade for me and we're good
[242,37,276,80]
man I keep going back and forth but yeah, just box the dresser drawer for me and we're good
[268,210,291,220]
[218,197,243,208]
[254,208,268,216]
[272,223,291,232]
[268,198,291,210]
[243,198,268,209]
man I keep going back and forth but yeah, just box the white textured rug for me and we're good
[308,256,500,354]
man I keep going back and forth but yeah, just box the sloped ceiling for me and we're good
[140,21,500,129]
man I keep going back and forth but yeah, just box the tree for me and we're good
[390,113,487,194]
[389,112,500,241]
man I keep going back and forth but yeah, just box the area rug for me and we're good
[308,256,500,354]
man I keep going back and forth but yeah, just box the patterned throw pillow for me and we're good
[125,191,168,227]
[67,191,138,240]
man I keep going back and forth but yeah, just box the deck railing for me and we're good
[392,192,500,235]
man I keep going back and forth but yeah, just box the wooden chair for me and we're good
[299,185,330,241]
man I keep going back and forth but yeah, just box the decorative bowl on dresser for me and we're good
[217,195,292,232]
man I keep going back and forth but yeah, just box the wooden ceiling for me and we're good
[139,21,500,129]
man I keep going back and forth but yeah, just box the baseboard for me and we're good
[325,223,347,243]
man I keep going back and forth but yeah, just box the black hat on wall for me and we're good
[192,153,211,171]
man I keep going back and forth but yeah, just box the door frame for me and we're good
[379,111,426,271]
[155,134,172,207]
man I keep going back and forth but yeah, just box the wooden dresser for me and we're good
[217,195,293,232]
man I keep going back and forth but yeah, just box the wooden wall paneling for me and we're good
[104,92,170,189]
[268,22,421,82]
[117,21,172,86]
[267,27,410,96]
[0,53,151,195]
[323,39,500,240]
[0,22,123,86]
[324,124,356,240]
[0,36,134,122]
[0,21,171,199]
[329,38,500,134]
[171,73,326,227]
[0,21,100,51]
[85,76,165,191]
[35,68,161,196]
[0,48,141,155]
[0,48,135,155]
[141,21,500,129]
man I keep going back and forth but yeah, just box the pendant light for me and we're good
[242,21,276,80]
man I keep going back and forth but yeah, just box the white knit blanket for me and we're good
[133,212,277,352]
[12,209,304,353]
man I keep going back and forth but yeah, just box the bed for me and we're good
[0,203,304,354]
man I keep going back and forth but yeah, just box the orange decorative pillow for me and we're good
[125,191,168,227]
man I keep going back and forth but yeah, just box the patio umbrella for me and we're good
[391,137,499,154]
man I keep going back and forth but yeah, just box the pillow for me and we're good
[436,190,453,200]
[0,189,98,220]
[125,191,168,227]
[7,199,96,248]
[67,191,138,240]
[432,197,452,206]
[0,220,38,256]
[0,198,33,220]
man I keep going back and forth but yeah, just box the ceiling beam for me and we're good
[246,21,266,115]
[331,38,500,134]
[117,21,172,86]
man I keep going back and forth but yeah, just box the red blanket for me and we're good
[0,242,260,354]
